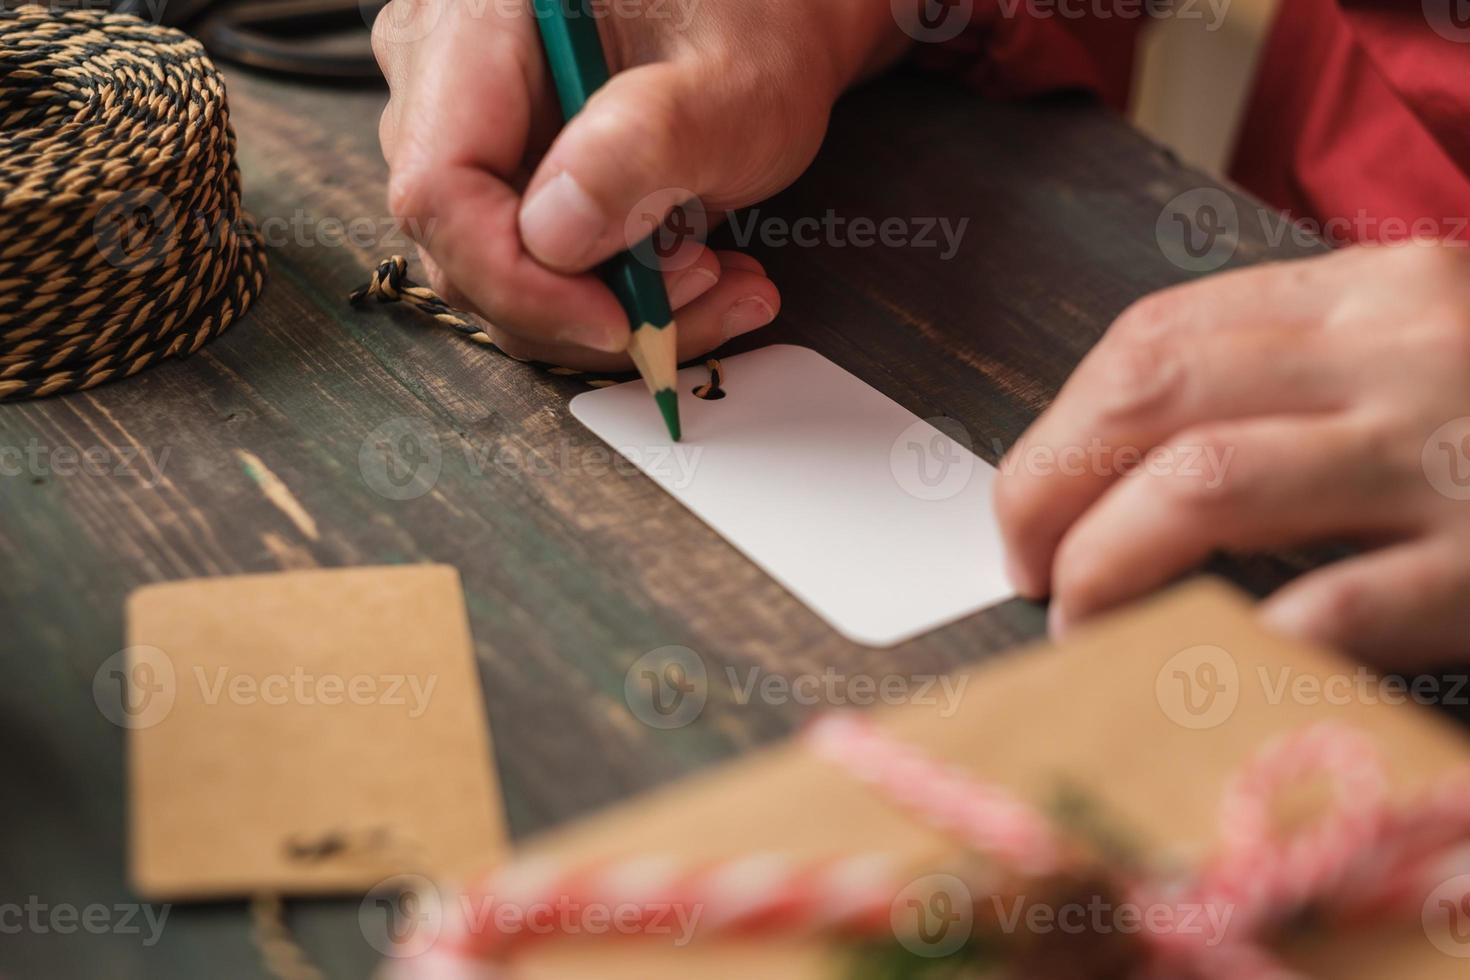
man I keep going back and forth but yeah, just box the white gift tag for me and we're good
[570,345,1014,647]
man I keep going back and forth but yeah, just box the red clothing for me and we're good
[924,0,1470,245]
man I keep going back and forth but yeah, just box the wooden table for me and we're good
[0,67,1327,978]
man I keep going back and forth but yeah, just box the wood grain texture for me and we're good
[0,67,1375,978]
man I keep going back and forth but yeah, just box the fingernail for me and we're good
[722,296,776,340]
[556,324,626,354]
[668,267,718,309]
[1259,596,1310,638]
[519,172,605,269]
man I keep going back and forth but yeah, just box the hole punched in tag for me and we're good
[693,359,726,400]
[281,825,415,864]
[255,827,423,980]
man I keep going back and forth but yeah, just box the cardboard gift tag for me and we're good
[411,581,1470,979]
[125,565,506,899]
[571,345,1014,647]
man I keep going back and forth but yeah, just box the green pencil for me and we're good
[530,0,682,441]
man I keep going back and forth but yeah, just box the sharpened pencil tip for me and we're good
[654,388,681,442]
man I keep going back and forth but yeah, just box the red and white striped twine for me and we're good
[804,712,1063,877]
[399,714,1470,979]
[440,850,900,960]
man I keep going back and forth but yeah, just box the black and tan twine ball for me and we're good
[0,6,265,401]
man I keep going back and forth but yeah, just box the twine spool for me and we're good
[0,6,265,401]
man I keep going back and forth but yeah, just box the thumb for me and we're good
[517,62,758,273]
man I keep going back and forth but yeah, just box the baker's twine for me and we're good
[0,7,265,401]
[350,255,728,398]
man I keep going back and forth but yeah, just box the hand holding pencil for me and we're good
[529,0,686,438]
[372,0,904,385]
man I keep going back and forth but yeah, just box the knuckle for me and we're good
[992,440,1056,543]
[992,454,1036,534]
[371,0,434,57]
[1299,576,1372,638]
[377,103,397,161]
[1109,292,1177,345]
[369,4,391,63]
[1393,239,1467,279]
[1087,329,1187,427]
[1153,427,1246,509]
[1051,536,1108,612]
[586,90,685,185]
[386,170,427,224]
[1422,311,1470,373]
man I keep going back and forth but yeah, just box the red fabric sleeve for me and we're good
[912,1,1146,112]
[1337,1,1470,174]
[1230,0,1470,239]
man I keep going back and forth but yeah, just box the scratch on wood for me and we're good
[260,531,319,569]
[235,450,320,541]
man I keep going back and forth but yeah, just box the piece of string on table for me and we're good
[350,256,727,399]
[251,827,418,980]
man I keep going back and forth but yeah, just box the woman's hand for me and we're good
[372,0,904,369]
[995,243,1470,666]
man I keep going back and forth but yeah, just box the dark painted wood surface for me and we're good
[0,67,1326,979]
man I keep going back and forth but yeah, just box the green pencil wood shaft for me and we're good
[530,0,681,440]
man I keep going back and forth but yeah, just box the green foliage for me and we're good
[846,936,1000,980]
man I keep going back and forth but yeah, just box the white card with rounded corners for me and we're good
[569,344,1014,647]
